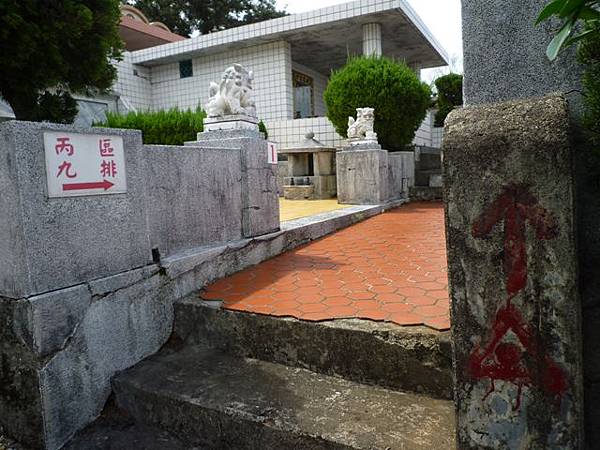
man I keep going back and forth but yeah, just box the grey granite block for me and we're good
[144,144,243,256]
[0,121,151,298]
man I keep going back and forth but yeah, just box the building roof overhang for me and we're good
[119,15,186,51]
[130,0,449,74]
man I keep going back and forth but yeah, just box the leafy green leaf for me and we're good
[547,20,576,60]
[537,0,568,24]
[564,27,597,46]
[558,0,586,17]
[579,6,600,20]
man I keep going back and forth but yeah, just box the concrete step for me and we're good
[113,346,455,450]
[174,298,453,399]
[64,415,200,450]
[409,187,443,201]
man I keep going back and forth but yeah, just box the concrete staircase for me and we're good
[67,297,456,449]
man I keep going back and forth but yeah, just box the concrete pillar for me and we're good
[362,23,382,57]
[462,0,582,109]
[461,1,600,445]
[313,152,333,176]
[336,146,388,204]
[195,128,280,238]
[443,95,583,449]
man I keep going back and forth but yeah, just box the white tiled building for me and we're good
[4,0,449,147]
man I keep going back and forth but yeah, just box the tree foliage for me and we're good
[323,56,432,151]
[536,0,600,60]
[538,1,600,143]
[123,0,287,36]
[0,0,123,123]
[433,73,463,127]
[95,108,206,145]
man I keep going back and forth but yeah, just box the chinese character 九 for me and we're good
[56,161,77,178]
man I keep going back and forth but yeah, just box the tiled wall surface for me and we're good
[151,41,293,122]
[431,127,443,148]
[413,110,433,147]
[113,53,153,111]
[113,44,442,148]
[267,111,442,149]
[267,117,344,148]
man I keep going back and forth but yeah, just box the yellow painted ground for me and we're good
[279,198,351,222]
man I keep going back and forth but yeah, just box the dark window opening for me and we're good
[179,60,193,79]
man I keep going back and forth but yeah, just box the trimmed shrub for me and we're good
[258,120,269,140]
[433,73,463,127]
[323,56,432,151]
[94,107,206,145]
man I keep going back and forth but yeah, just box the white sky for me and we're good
[275,0,463,83]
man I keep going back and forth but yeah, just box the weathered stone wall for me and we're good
[195,129,280,238]
[461,1,598,446]
[144,145,244,255]
[0,122,150,298]
[387,151,414,199]
[0,121,280,449]
[277,161,288,196]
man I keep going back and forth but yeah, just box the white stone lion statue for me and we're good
[347,107,377,140]
[206,64,257,118]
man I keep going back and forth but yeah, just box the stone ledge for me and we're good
[174,300,453,399]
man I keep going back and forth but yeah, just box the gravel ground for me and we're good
[0,434,30,450]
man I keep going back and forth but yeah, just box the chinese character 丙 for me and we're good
[56,161,77,178]
[55,137,74,156]
[99,139,114,157]
[100,160,117,177]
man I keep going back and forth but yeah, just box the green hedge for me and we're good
[323,56,431,151]
[433,73,463,127]
[94,107,206,145]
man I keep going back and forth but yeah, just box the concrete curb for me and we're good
[161,198,408,286]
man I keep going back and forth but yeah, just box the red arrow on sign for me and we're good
[472,183,558,297]
[62,180,115,192]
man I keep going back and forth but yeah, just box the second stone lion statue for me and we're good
[206,64,257,118]
[347,107,377,140]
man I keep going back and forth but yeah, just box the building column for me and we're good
[362,23,382,57]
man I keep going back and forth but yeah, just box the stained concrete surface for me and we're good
[175,299,453,399]
[113,346,455,450]
[64,416,200,450]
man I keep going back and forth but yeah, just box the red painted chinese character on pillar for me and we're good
[55,137,74,156]
[472,184,558,297]
[468,183,567,410]
[99,139,114,157]
[100,160,117,177]
[56,161,77,178]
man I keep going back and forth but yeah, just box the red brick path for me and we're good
[200,202,450,331]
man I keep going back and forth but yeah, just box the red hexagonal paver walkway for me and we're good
[200,202,450,331]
